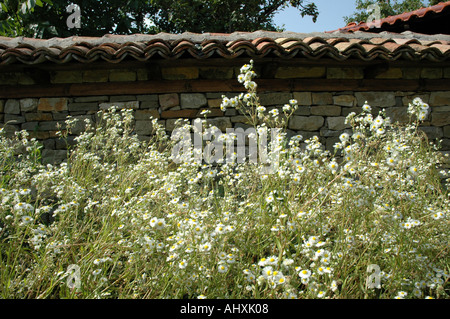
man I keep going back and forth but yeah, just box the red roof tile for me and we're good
[0,30,450,65]
[330,1,450,33]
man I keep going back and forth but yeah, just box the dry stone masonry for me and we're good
[1,32,450,165]
[2,87,450,164]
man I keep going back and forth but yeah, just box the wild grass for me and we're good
[0,62,448,299]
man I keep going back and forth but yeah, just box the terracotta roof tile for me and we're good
[330,1,450,33]
[1,30,450,65]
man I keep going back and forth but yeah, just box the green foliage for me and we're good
[149,0,318,34]
[0,0,319,38]
[0,0,53,37]
[0,0,161,38]
[0,63,449,299]
[344,0,431,24]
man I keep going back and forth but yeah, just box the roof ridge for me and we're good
[330,0,450,33]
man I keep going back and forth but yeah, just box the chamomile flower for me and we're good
[265,194,274,203]
[298,269,312,279]
[328,161,339,174]
[14,202,33,213]
[431,212,444,220]
[330,280,339,292]
[256,105,266,113]
[19,188,32,196]
[217,263,228,273]
[92,269,102,276]
[386,157,396,166]
[21,215,33,225]
[269,109,279,117]
[262,266,273,278]
[179,259,188,269]
[395,291,407,299]
[93,258,102,265]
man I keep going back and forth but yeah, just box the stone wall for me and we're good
[1,62,450,164]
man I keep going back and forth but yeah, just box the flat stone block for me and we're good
[231,115,252,124]
[5,100,20,114]
[432,106,450,113]
[431,112,450,127]
[333,95,356,107]
[165,118,186,131]
[430,92,450,106]
[275,67,325,79]
[82,70,109,83]
[199,67,234,79]
[419,126,443,140]
[205,117,232,132]
[21,122,39,131]
[312,93,333,105]
[52,112,70,121]
[327,67,364,79]
[20,98,38,112]
[5,114,25,124]
[180,94,207,109]
[42,149,68,164]
[56,136,76,150]
[341,107,363,117]
[355,92,396,107]
[293,106,311,116]
[136,69,148,81]
[161,109,199,119]
[135,109,160,120]
[38,98,68,112]
[17,74,36,85]
[38,121,66,131]
[375,68,403,79]
[43,139,56,150]
[109,70,137,82]
[0,73,19,85]
[200,108,224,117]
[51,71,82,83]
[289,116,324,131]
[159,93,179,110]
[385,107,411,124]
[444,68,450,79]
[421,68,443,79]
[259,92,292,106]
[161,67,199,80]
[326,117,351,130]
[293,92,312,106]
[68,102,99,112]
[135,121,154,135]
[207,99,222,108]
[310,105,341,116]
[99,101,139,110]
[443,125,450,138]
[403,68,421,79]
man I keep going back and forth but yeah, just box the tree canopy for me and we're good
[0,0,319,38]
